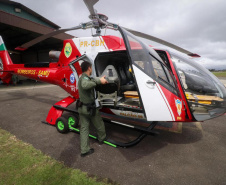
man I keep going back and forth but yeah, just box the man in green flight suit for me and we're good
[78,60,108,157]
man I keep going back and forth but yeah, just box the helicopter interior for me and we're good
[95,50,142,110]
[94,49,179,111]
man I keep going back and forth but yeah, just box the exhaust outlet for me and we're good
[49,50,61,59]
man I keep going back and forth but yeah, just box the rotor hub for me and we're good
[89,13,108,21]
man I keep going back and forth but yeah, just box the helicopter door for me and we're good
[132,60,178,121]
[69,54,100,105]
[69,54,96,89]
[119,27,186,121]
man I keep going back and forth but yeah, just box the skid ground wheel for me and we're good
[66,114,79,128]
[56,117,69,134]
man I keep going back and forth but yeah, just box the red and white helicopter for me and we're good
[0,0,225,147]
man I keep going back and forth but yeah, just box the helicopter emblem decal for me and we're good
[64,42,72,58]
[175,99,182,116]
[70,73,75,84]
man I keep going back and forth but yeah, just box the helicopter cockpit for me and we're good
[94,27,226,122]
[94,27,183,121]
[171,53,226,121]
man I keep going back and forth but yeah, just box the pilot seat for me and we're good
[95,65,120,106]
[117,63,136,92]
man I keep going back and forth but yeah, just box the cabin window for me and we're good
[127,35,154,78]
[152,59,168,82]
[125,33,178,95]
[151,57,177,91]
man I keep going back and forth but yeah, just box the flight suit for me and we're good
[78,73,106,154]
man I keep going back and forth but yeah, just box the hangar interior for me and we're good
[0,0,74,64]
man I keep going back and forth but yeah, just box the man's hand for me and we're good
[100,76,108,84]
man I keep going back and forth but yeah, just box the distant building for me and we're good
[0,0,74,64]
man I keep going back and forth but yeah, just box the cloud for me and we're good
[13,0,226,69]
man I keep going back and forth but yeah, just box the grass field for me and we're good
[212,71,226,77]
[0,128,113,185]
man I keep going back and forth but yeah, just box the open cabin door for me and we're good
[69,54,101,106]
[69,54,95,90]
[119,27,187,121]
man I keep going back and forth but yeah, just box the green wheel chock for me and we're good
[69,127,117,148]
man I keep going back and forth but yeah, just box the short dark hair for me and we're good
[81,61,92,72]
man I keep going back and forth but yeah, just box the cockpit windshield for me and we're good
[171,53,226,121]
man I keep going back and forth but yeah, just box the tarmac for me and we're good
[0,80,226,185]
[218,77,226,87]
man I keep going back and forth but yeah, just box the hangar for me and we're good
[0,0,74,64]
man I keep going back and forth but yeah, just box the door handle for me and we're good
[146,80,156,85]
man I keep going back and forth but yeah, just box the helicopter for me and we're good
[0,0,226,147]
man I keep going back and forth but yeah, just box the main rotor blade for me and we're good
[83,0,99,16]
[15,25,82,51]
[124,27,200,57]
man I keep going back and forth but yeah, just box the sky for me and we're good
[13,0,226,70]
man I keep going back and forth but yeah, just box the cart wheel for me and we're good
[56,117,69,133]
[67,114,79,128]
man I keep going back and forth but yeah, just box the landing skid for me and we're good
[104,120,158,148]
[46,105,159,148]
[69,121,158,148]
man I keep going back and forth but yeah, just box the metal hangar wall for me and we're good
[0,0,74,64]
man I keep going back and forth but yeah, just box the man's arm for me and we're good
[81,78,98,90]
[81,76,108,90]
[93,76,108,85]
